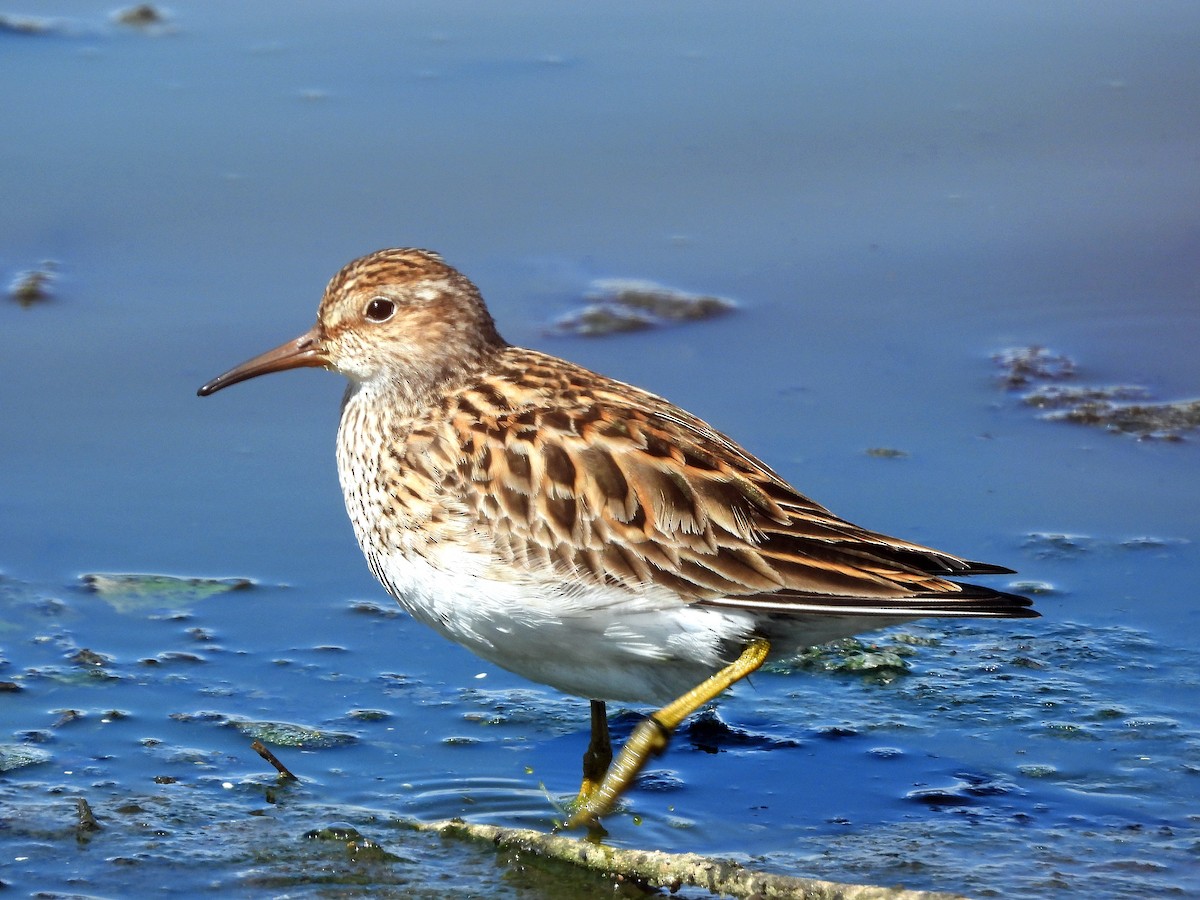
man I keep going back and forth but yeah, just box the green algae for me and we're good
[0,744,53,773]
[81,573,253,613]
[786,637,915,682]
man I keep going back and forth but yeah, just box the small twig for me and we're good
[409,818,967,900]
[251,740,298,780]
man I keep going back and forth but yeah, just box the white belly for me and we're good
[367,541,759,704]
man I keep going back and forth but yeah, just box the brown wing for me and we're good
[447,348,1035,620]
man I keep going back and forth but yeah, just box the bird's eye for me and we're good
[363,297,396,323]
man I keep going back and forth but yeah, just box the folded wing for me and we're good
[448,349,1036,621]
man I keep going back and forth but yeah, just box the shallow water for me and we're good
[3,2,1199,897]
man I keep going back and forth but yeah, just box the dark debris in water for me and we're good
[52,708,86,727]
[1022,532,1188,560]
[347,598,402,618]
[0,13,62,35]
[906,772,1017,808]
[993,345,1200,440]
[456,686,587,736]
[683,707,802,754]
[1022,532,1094,559]
[68,647,112,668]
[141,650,208,666]
[0,744,53,773]
[1047,398,1200,439]
[345,708,392,722]
[29,661,123,686]
[112,4,168,28]
[1022,384,1151,409]
[632,769,685,793]
[77,797,103,835]
[303,823,402,863]
[993,346,1076,388]
[1008,580,1060,596]
[550,278,736,337]
[551,302,656,336]
[1,7,173,36]
[7,261,57,307]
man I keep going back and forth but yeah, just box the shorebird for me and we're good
[198,248,1036,829]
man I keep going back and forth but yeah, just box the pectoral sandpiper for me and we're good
[199,248,1036,829]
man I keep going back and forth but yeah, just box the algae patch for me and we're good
[0,744,53,773]
[168,710,358,749]
[1047,398,1200,437]
[81,573,254,613]
[993,346,1076,388]
[780,636,917,683]
[993,345,1200,440]
[551,278,736,337]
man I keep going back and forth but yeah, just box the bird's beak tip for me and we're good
[197,327,327,397]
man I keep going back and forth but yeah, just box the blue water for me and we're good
[3,2,1199,896]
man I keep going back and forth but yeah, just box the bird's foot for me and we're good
[563,715,670,830]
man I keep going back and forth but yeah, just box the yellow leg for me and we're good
[564,638,771,830]
[575,699,612,804]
